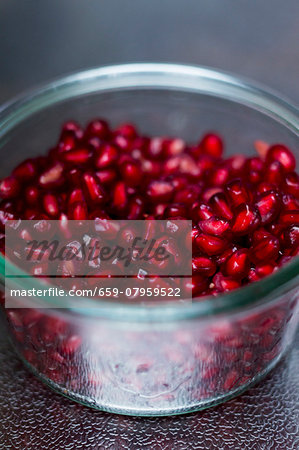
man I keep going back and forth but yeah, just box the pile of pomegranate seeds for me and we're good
[0,119,298,298]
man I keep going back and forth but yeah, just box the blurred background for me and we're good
[0,0,298,104]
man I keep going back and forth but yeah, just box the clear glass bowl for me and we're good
[0,63,298,416]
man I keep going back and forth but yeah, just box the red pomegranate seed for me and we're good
[202,187,223,203]
[209,193,233,220]
[213,272,241,292]
[182,274,208,297]
[85,119,109,138]
[163,138,185,157]
[282,194,299,211]
[68,188,85,206]
[61,120,83,140]
[231,204,260,235]
[192,256,217,276]
[164,203,187,218]
[250,235,280,264]
[225,249,249,279]
[113,181,127,210]
[120,160,142,187]
[145,137,165,159]
[61,147,92,165]
[245,157,264,184]
[256,182,276,194]
[68,201,88,220]
[210,167,229,186]
[264,161,284,185]
[25,186,39,206]
[266,144,296,172]
[225,179,250,207]
[174,186,200,205]
[199,216,230,237]
[127,195,144,219]
[147,180,174,203]
[254,140,269,158]
[0,176,20,199]
[279,210,299,226]
[95,144,118,169]
[82,172,105,205]
[255,263,276,278]
[13,159,37,181]
[96,169,117,185]
[255,190,281,225]
[284,172,299,197]
[43,193,60,217]
[39,162,64,188]
[283,225,299,248]
[115,123,137,140]
[199,133,223,158]
[191,202,213,221]
[216,245,238,266]
[195,233,228,256]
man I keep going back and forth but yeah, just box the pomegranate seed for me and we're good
[120,161,142,187]
[42,193,60,217]
[61,147,92,165]
[175,186,200,205]
[266,144,296,172]
[191,202,213,221]
[284,172,299,197]
[264,161,284,185]
[209,193,233,220]
[147,180,174,203]
[231,204,260,235]
[283,225,299,248]
[25,186,39,206]
[82,172,105,205]
[113,181,127,210]
[85,119,109,138]
[182,275,208,297]
[68,201,88,220]
[95,144,118,168]
[163,138,185,157]
[199,133,223,158]
[225,249,249,279]
[279,210,299,226]
[255,263,276,278]
[213,272,241,292]
[250,235,280,263]
[199,216,230,237]
[255,190,281,225]
[256,182,276,194]
[210,167,229,186]
[39,162,64,188]
[0,176,20,198]
[195,233,228,256]
[13,159,37,180]
[192,256,217,276]
[61,120,83,140]
[225,179,250,207]
[282,194,299,211]
[96,169,117,185]
[254,140,269,158]
[163,203,187,218]
[115,123,137,140]
[68,188,85,206]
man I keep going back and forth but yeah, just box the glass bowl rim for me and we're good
[0,62,298,322]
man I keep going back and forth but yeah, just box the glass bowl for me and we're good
[0,63,298,416]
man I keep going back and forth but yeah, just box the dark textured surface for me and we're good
[0,329,298,449]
